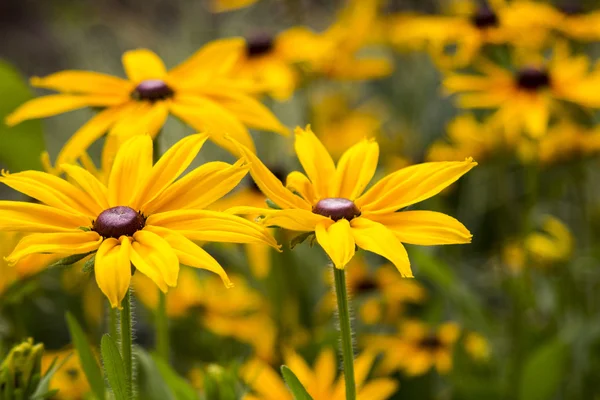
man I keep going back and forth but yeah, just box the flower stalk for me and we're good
[333,266,356,400]
[156,291,169,360]
[121,288,134,397]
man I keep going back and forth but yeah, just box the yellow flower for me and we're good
[41,350,90,400]
[0,134,279,308]
[209,0,259,13]
[5,38,288,167]
[444,44,593,138]
[133,269,277,360]
[241,348,398,400]
[367,320,460,376]
[233,126,475,275]
[464,332,491,362]
[525,216,573,264]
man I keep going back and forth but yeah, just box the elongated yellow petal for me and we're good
[0,170,102,218]
[282,350,314,391]
[333,139,379,200]
[357,158,477,214]
[135,134,208,210]
[30,70,132,95]
[241,359,292,400]
[368,211,472,245]
[232,140,311,210]
[315,219,355,269]
[357,379,399,400]
[143,160,248,214]
[263,209,330,232]
[131,230,179,287]
[294,126,336,199]
[55,105,127,167]
[209,0,259,13]
[94,237,132,309]
[109,101,169,139]
[5,94,125,126]
[122,49,167,83]
[148,209,280,249]
[0,201,90,232]
[350,217,412,277]
[6,231,102,264]
[170,95,255,154]
[145,225,233,288]
[60,164,110,210]
[313,349,336,397]
[286,171,318,205]
[108,135,153,207]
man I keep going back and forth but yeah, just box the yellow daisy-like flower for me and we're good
[367,320,460,376]
[0,134,279,308]
[233,126,475,275]
[41,350,90,400]
[5,38,288,168]
[443,44,593,138]
[242,348,398,400]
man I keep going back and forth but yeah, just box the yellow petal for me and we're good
[523,96,550,138]
[209,0,259,13]
[334,139,379,200]
[0,201,90,232]
[94,237,132,309]
[0,170,102,218]
[438,322,460,344]
[368,211,472,245]
[264,209,330,232]
[286,171,318,204]
[294,126,336,199]
[357,379,399,400]
[131,229,179,287]
[283,350,314,392]
[30,70,132,96]
[357,158,477,214]
[313,349,336,397]
[60,164,110,211]
[233,139,311,210]
[5,94,125,126]
[6,231,102,264]
[434,351,453,374]
[122,49,167,83]
[108,135,153,207]
[350,217,412,277]
[241,358,291,400]
[315,219,355,269]
[145,225,233,288]
[148,209,280,249]
[143,159,248,214]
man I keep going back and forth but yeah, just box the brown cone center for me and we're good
[132,79,174,102]
[516,67,551,91]
[312,198,361,222]
[93,206,145,238]
[246,34,275,57]
[471,6,499,29]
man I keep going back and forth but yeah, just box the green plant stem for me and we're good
[156,290,169,360]
[109,307,118,340]
[121,288,134,397]
[333,266,356,400]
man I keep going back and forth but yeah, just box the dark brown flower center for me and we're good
[418,335,444,350]
[355,278,379,294]
[132,79,174,102]
[312,198,361,222]
[516,67,551,91]
[246,34,275,58]
[93,206,145,238]
[471,6,499,29]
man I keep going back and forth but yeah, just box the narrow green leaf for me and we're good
[65,313,105,400]
[151,354,197,400]
[290,232,315,249]
[519,338,567,400]
[101,334,128,400]
[280,366,313,400]
[49,252,94,269]
[135,348,176,400]
[82,254,96,274]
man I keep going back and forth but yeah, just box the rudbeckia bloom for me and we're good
[242,348,398,400]
[443,44,593,138]
[233,126,475,275]
[0,134,279,308]
[5,38,288,168]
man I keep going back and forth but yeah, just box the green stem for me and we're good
[156,291,169,360]
[333,267,356,400]
[121,288,134,398]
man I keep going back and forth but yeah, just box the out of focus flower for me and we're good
[241,348,398,399]
[6,39,288,168]
[0,134,279,308]
[234,126,475,275]
[41,350,90,400]
[464,331,491,362]
[444,44,593,138]
[367,320,460,376]
[210,0,258,13]
[427,114,501,162]
[134,269,277,360]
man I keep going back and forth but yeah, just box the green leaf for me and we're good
[49,252,94,269]
[30,353,72,399]
[101,334,128,400]
[82,254,96,274]
[151,354,197,400]
[519,338,567,400]
[265,199,282,210]
[135,348,176,400]
[65,313,105,400]
[290,232,315,249]
[0,60,46,171]
[280,366,313,400]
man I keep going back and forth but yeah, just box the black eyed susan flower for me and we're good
[0,134,279,308]
[233,126,475,275]
[5,38,288,169]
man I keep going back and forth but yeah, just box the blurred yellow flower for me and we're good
[242,348,398,400]
[41,350,90,400]
[6,38,288,167]
[0,134,279,308]
[234,126,475,275]
[367,320,460,376]
[464,331,491,362]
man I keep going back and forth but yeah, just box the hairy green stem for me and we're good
[333,267,356,400]
[109,307,118,340]
[156,291,169,360]
[121,289,134,397]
